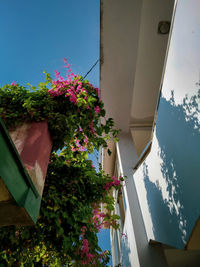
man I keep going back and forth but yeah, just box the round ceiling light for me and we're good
[158,21,171,35]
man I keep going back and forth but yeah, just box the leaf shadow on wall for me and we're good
[121,234,131,267]
[143,89,200,249]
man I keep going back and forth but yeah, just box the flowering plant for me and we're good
[0,60,119,151]
[0,61,123,266]
[0,153,123,266]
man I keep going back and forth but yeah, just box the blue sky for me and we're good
[0,0,99,87]
[0,0,112,265]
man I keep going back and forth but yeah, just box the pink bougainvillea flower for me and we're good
[81,226,87,232]
[82,239,89,254]
[94,106,101,114]
[11,81,17,86]
[54,70,60,79]
[87,253,94,261]
[69,94,77,104]
[84,136,88,144]
[80,146,85,152]
[95,87,100,97]
[77,85,82,91]
[104,176,121,191]
[64,63,70,69]
[70,145,76,152]
[75,139,80,147]
[58,76,64,82]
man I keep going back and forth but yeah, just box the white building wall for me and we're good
[114,140,139,267]
[114,132,168,267]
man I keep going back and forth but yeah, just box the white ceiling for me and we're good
[100,0,175,155]
[100,0,143,132]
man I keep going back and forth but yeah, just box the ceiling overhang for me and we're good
[100,0,175,156]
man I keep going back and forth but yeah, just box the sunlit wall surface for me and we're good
[134,0,200,249]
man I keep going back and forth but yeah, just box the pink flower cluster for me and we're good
[91,203,120,231]
[48,59,100,115]
[80,226,96,265]
[78,176,124,265]
[48,59,102,148]
[94,105,101,114]
[48,78,85,106]
[91,206,106,231]
[104,176,121,191]
[102,218,117,229]
[11,81,17,86]
[70,135,89,152]
[80,226,109,266]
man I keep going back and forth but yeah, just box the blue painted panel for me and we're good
[97,229,112,266]
[134,0,200,249]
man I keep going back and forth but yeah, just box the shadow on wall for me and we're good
[143,89,200,249]
[121,233,131,267]
[144,165,183,248]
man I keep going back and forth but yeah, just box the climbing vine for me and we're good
[0,60,122,266]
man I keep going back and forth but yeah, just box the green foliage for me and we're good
[0,71,122,266]
[0,73,119,151]
[0,153,120,266]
